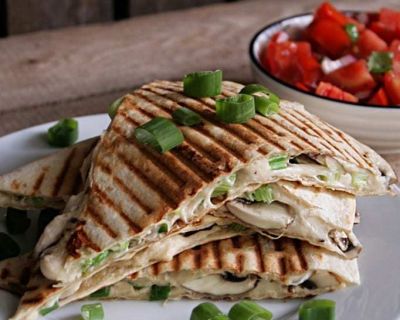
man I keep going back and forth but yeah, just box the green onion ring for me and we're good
[228,300,273,320]
[183,70,223,98]
[240,84,280,116]
[215,94,255,124]
[172,107,202,126]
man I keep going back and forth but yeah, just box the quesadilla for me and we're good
[105,235,360,300]
[38,80,395,283]
[0,138,97,210]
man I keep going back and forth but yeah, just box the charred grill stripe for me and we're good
[152,262,160,276]
[86,204,118,239]
[96,156,152,214]
[21,296,45,304]
[91,183,142,233]
[293,239,308,271]
[242,120,286,151]
[172,254,180,272]
[32,171,46,194]
[278,255,287,275]
[283,111,358,165]
[253,235,265,273]
[52,147,77,197]
[231,236,241,249]
[194,248,202,270]
[237,254,244,273]
[212,241,222,270]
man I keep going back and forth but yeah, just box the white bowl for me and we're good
[249,13,400,155]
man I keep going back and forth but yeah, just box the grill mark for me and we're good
[274,240,284,252]
[284,111,357,165]
[237,254,244,273]
[172,254,180,272]
[86,204,118,239]
[32,171,46,194]
[231,236,241,249]
[96,158,152,214]
[212,241,222,270]
[194,248,201,270]
[52,148,77,196]
[114,149,178,209]
[133,90,246,162]
[152,263,160,276]
[91,183,142,234]
[254,235,265,273]
[293,239,308,271]
[278,256,287,275]
[242,120,286,151]
[21,296,46,305]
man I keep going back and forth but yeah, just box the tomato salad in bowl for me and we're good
[258,2,400,106]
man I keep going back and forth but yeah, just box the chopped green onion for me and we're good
[190,302,229,320]
[82,250,110,273]
[134,117,184,153]
[110,241,129,253]
[367,51,393,74]
[215,94,255,124]
[229,300,273,320]
[240,84,280,116]
[183,70,223,98]
[149,284,171,301]
[81,303,104,320]
[108,97,124,119]
[47,118,79,147]
[0,232,20,260]
[172,107,202,126]
[6,208,31,235]
[39,301,59,316]
[244,185,274,204]
[212,173,237,197]
[268,154,289,170]
[228,223,248,233]
[158,223,168,233]
[90,286,110,298]
[344,24,359,43]
[299,299,335,320]
[37,208,60,239]
[352,172,369,189]
[317,175,328,182]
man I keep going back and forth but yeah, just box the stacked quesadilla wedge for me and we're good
[0,80,396,320]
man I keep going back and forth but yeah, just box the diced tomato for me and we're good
[261,38,321,86]
[295,82,311,92]
[355,29,388,58]
[370,8,400,44]
[315,81,359,102]
[389,40,400,74]
[307,19,351,58]
[368,88,389,106]
[384,71,400,105]
[324,60,376,94]
[314,2,364,30]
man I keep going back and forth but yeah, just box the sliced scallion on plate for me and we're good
[81,303,104,320]
[190,302,229,320]
[229,300,273,320]
[47,118,79,147]
[299,299,335,320]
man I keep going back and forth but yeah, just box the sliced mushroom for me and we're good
[226,201,293,230]
[182,274,257,296]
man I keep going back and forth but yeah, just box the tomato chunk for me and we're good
[324,60,376,94]
[316,81,358,102]
[355,29,388,58]
[370,8,400,44]
[261,38,321,86]
[384,71,400,105]
[307,19,351,58]
[389,39,400,74]
[368,88,389,106]
[314,2,364,30]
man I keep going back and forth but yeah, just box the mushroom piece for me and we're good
[182,274,258,296]
[226,200,293,230]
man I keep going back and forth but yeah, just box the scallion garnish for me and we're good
[172,107,202,126]
[0,232,20,260]
[228,300,273,320]
[108,97,124,119]
[344,24,359,43]
[212,173,237,197]
[240,84,280,116]
[299,299,335,320]
[268,154,289,170]
[215,94,255,124]
[351,172,368,189]
[158,223,168,234]
[367,51,393,74]
[6,208,31,234]
[90,286,111,298]
[81,303,104,320]
[149,284,171,301]
[190,302,229,320]
[183,70,223,98]
[47,118,79,147]
[244,185,274,204]
[134,117,184,153]
[39,301,59,316]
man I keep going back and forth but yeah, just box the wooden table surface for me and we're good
[0,0,399,176]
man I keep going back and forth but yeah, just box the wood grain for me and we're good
[6,0,113,35]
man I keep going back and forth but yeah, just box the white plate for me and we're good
[0,115,399,320]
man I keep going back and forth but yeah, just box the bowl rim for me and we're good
[248,12,400,110]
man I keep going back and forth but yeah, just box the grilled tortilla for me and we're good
[0,138,97,210]
[10,216,248,320]
[105,235,359,300]
[37,80,395,285]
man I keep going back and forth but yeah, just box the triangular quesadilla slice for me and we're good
[106,235,359,301]
[0,138,97,210]
[38,80,395,285]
